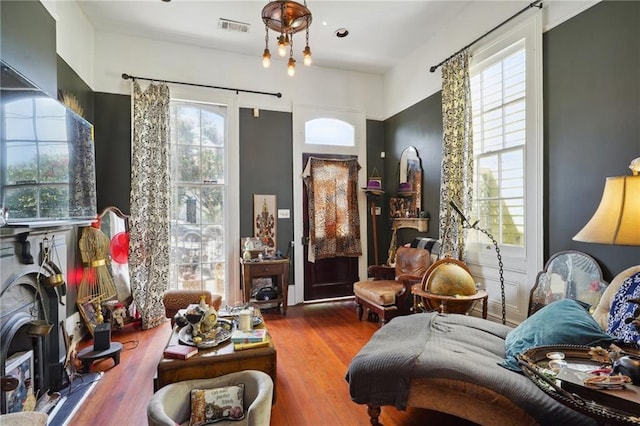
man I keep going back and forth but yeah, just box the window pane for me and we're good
[305,118,355,146]
[175,145,200,183]
[5,142,37,184]
[169,101,227,298]
[471,44,526,248]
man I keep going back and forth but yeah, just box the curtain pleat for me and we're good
[129,81,171,329]
[438,50,473,260]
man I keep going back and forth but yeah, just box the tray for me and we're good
[178,318,233,349]
[518,345,640,425]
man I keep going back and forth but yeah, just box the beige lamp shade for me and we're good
[573,175,640,245]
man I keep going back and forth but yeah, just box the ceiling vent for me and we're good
[218,18,250,33]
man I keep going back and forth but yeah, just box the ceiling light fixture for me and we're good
[261,1,312,76]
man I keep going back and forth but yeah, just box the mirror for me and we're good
[529,250,607,316]
[98,206,134,329]
[397,146,422,216]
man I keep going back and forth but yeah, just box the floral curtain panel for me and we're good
[302,157,362,262]
[129,81,171,329]
[438,50,473,260]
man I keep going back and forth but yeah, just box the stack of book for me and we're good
[231,329,269,351]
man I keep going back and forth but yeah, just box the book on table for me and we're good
[230,329,267,344]
[233,340,270,351]
[164,344,198,360]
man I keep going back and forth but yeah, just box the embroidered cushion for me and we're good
[189,384,245,425]
[607,271,640,345]
[501,298,615,371]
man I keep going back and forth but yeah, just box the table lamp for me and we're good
[573,165,640,246]
[573,159,640,334]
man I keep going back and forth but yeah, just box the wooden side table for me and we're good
[77,341,123,372]
[412,284,488,319]
[240,258,289,315]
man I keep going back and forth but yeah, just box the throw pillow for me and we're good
[500,298,616,371]
[189,384,245,426]
[607,271,640,345]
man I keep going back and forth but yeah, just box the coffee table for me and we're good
[155,322,277,400]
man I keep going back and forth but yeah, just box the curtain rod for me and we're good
[121,73,282,98]
[429,0,543,73]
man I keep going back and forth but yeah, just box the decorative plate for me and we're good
[178,318,233,349]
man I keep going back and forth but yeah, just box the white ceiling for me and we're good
[76,0,487,75]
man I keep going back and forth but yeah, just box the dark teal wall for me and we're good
[94,93,131,213]
[383,93,443,256]
[384,0,639,280]
[543,0,640,279]
[57,57,94,124]
[239,108,293,257]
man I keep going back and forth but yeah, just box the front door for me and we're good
[302,153,359,301]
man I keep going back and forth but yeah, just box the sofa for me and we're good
[346,262,640,426]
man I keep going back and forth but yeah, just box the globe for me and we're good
[427,262,476,296]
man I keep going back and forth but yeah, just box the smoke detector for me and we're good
[218,18,250,33]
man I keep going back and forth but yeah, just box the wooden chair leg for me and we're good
[356,302,364,321]
[367,405,381,425]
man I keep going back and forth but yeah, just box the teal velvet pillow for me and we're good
[501,298,616,371]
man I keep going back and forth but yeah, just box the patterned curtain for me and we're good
[129,81,171,329]
[438,50,473,260]
[302,157,362,262]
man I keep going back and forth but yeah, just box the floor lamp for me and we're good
[450,201,507,325]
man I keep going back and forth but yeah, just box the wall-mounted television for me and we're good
[1,60,97,223]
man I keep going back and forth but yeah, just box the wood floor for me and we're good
[71,300,476,425]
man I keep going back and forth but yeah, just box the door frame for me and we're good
[292,104,368,305]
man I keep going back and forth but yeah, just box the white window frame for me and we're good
[168,84,240,304]
[465,12,543,324]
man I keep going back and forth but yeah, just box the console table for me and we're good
[240,258,289,315]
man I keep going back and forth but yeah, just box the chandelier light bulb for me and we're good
[303,46,312,66]
[262,48,271,68]
[287,57,296,76]
[277,35,288,57]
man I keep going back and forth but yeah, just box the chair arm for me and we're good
[396,274,424,296]
[367,265,395,280]
[244,371,274,426]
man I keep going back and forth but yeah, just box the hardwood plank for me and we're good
[70,300,476,425]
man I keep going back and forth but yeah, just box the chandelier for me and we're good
[261,0,312,76]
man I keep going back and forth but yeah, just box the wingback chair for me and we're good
[353,246,432,324]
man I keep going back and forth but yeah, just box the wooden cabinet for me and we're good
[240,258,289,315]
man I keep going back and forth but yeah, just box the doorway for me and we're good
[302,153,360,300]
[292,105,367,305]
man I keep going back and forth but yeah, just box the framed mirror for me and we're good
[529,250,607,316]
[397,146,422,216]
[97,206,134,329]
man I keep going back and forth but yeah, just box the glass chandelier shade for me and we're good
[261,1,312,76]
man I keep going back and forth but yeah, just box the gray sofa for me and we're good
[346,263,640,426]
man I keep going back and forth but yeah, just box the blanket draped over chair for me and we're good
[346,313,596,425]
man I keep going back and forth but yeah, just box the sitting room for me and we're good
[1,0,639,425]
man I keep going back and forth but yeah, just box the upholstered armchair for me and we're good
[353,247,432,324]
[162,289,223,326]
[147,370,273,426]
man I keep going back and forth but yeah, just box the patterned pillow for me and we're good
[607,271,640,345]
[189,384,245,425]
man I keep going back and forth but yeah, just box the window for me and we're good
[168,101,227,299]
[470,43,526,252]
[465,13,543,322]
[304,118,354,146]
